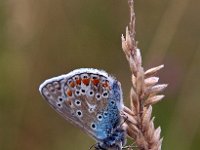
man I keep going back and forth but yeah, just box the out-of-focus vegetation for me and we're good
[0,0,200,150]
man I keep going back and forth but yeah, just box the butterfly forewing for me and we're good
[39,68,123,141]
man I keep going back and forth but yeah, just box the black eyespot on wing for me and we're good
[74,75,79,80]
[110,100,115,105]
[75,99,81,106]
[103,111,108,117]
[97,114,103,121]
[87,90,94,97]
[81,89,86,94]
[83,75,88,79]
[91,123,97,130]
[58,97,63,102]
[91,74,98,80]
[81,73,89,79]
[88,107,94,113]
[75,89,81,96]
[88,90,94,96]
[95,93,101,100]
[57,103,62,108]
[102,91,109,98]
[76,110,83,117]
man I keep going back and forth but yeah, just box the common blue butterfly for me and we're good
[39,68,126,149]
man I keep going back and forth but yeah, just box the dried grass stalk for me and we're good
[121,0,167,150]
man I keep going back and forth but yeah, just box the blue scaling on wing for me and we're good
[93,80,125,149]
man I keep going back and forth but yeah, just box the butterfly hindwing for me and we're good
[39,68,125,148]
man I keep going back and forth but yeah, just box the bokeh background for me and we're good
[1,0,200,149]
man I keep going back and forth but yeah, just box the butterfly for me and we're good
[39,68,126,150]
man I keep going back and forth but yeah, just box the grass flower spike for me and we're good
[121,0,168,150]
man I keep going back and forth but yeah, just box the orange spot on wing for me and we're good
[82,78,90,85]
[66,89,72,97]
[65,99,72,107]
[92,79,99,86]
[76,78,81,85]
[102,81,109,88]
[69,81,75,88]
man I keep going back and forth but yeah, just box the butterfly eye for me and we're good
[97,114,103,121]
[102,91,109,98]
[76,110,83,117]
[75,99,81,106]
[90,123,97,130]
[95,93,101,100]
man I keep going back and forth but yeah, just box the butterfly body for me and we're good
[39,68,125,149]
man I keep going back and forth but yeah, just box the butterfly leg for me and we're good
[89,143,106,150]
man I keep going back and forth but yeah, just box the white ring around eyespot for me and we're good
[88,107,94,113]
[76,110,83,117]
[95,93,101,100]
[90,122,97,130]
[58,97,64,102]
[73,75,79,80]
[56,102,62,108]
[103,111,108,117]
[74,99,81,106]
[102,91,109,98]
[75,89,81,96]
[97,114,103,121]
[87,90,94,97]
[80,88,86,95]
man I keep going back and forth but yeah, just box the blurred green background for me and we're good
[0,0,200,149]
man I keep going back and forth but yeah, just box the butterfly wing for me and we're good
[39,68,124,141]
